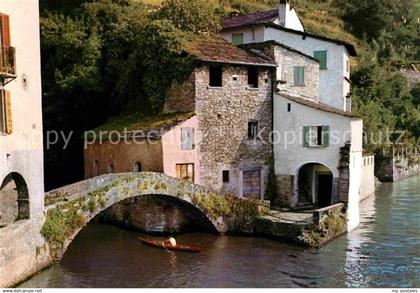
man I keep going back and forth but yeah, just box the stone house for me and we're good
[221,0,357,112]
[0,1,44,227]
[84,36,277,199]
[223,7,369,230]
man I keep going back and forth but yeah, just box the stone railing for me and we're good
[312,202,346,226]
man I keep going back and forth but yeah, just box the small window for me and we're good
[176,163,194,182]
[94,160,99,176]
[346,59,350,73]
[232,33,244,45]
[181,127,195,150]
[222,170,230,183]
[247,66,259,88]
[303,126,329,147]
[287,103,291,112]
[314,50,328,70]
[293,66,305,86]
[108,163,114,173]
[133,162,141,172]
[248,121,259,140]
[209,65,222,87]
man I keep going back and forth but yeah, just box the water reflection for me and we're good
[20,176,420,288]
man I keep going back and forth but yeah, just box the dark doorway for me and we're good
[317,174,333,207]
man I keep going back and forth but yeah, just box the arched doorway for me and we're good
[297,163,333,208]
[0,172,30,226]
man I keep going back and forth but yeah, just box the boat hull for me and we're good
[138,237,203,253]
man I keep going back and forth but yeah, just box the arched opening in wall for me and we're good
[0,172,29,227]
[96,194,218,235]
[133,162,141,172]
[297,163,333,208]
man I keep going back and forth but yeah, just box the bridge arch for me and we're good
[0,172,30,226]
[42,173,258,260]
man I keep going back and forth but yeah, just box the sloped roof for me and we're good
[222,9,279,29]
[221,11,357,57]
[184,35,277,67]
[278,92,361,118]
[91,112,196,140]
[239,40,319,62]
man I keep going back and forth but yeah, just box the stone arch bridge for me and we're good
[43,172,263,260]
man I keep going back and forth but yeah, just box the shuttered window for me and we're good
[181,127,195,150]
[303,126,329,147]
[0,89,12,134]
[293,66,305,86]
[314,50,328,70]
[176,163,194,183]
[232,33,244,45]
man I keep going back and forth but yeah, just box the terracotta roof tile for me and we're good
[222,9,279,29]
[184,35,276,67]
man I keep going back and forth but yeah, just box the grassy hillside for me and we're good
[139,0,367,59]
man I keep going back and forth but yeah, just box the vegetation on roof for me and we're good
[92,111,195,134]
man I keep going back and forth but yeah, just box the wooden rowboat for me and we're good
[138,237,203,253]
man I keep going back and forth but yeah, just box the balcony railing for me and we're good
[0,46,16,77]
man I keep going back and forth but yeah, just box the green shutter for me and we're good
[322,126,330,147]
[294,67,305,86]
[232,33,243,45]
[303,126,310,147]
[314,51,327,70]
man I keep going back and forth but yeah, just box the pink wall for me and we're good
[162,116,201,184]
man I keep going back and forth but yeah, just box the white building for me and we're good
[226,4,365,231]
[0,0,44,227]
[222,0,357,112]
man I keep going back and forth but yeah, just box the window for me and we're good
[222,170,230,183]
[108,163,114,173]
[248,120,259,140]
[209,65,222,87]
[346,59,350,73]
[303,126,329,147]
[314,50,328,70]
[176,163,194,182]
[0,89,12,134]
[93,160,99,176]
[133,162,141,172]
[247,66,259,88]
[293,66,305,86]
[232,33,244,45]
[181,127,195,150]
[287,103,291,112]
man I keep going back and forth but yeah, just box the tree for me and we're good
[158,0,221,33]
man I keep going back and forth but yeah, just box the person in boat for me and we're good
[165,237,177,247]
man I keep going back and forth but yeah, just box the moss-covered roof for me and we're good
[183,34,277,67]
[91,112,195,139]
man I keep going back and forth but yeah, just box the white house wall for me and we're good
[222,26,265,45]
[265,27,348,111]
[0,0,44,218]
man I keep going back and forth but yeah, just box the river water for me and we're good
[21,176,420,288]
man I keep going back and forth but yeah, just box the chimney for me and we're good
[279,0,291,27]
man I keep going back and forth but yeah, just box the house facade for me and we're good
[85,36,276,199]
[0,0,44,227]
[221,1,356,112]
[223,6,367,230]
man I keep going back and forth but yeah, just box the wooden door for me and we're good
[242,169,261,199]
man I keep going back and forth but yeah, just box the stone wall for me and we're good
[275,174,294,206]
[195,64,273,197]
[377,152,420,182]
[399,69,420,89]
[273,46,319,100]
[84,139,164,179]
[100,195,202,234]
